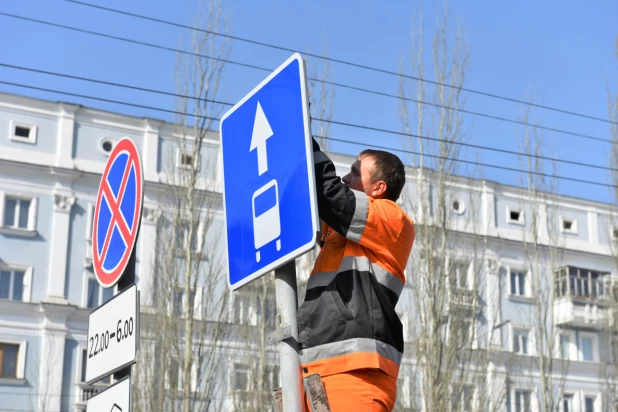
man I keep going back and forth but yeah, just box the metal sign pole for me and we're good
[274,260,303,412]
[113,245,136,382]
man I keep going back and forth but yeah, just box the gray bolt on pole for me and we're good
[274,259,303,412]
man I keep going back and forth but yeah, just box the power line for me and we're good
[0,63,232,106]
[319,135,616,189]
[2,62,615,173]
[0,80,613,189]
[0,12,269,73]
[0,12,612,145]
[64,0,618,126]
[0,66,615,174]
[317,116,618,173]
[0,80,219,123]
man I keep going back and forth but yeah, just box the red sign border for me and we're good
[92,138,144,288]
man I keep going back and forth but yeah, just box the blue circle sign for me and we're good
[91,138,144,288]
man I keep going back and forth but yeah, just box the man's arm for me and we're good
[312,138,402,248]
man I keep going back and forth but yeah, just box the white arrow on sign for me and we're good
[250,101,274,176]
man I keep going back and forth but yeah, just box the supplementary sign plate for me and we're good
[86,375,131,412]
[86,284,139,384]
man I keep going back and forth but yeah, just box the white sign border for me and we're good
[220,53,319,291]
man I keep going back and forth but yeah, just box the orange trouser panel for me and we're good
[302,352,400,380]
[303,369,397,412]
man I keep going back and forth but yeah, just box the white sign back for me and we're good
[86,284,139,384]
[87,376,131,412]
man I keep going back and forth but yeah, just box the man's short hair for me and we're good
[359,149,406,202]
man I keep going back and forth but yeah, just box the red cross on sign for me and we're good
[92,138,144,288]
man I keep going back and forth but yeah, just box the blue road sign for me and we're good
[220,53,319,290]
[92,138,144,288]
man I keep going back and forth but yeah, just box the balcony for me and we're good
[449,287,478,314]
[75,382,107,408]
[554,266,615,329]
[554,299,611,329]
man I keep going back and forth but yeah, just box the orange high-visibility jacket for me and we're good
[297,142,415,380]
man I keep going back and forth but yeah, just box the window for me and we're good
[0,193,37,236]
[452,199,465,215]
[612,226,618,242]
[80,349,87,382]
[257,294,276,329]
[266,364,280,391]
[2,196,33,230]
[174,289,196,317]
[174,220,200,253]
[14,126,30,139]
[584,396,595,412]
[512,328,530,355]
[84,204,95,268]
[450,260,471,290]
[233,363,251,392]
[169,359,181,390]
[10,121,37,144]
[553,266,610,301]
[0,269,24,301]
[98,139,115,155]
[177,150,197,169]
[580,335,595,361]
[514,390,531,412]
[451,384,474,411]
[577,333,598,362]
[86,277,113,309]
[0,343,19,378]
[562,394,574,412]
[233,292,254,324]
[452,318,472,348]
[507,206,524,225]
[165,357,197,391]
[560,217,578,234]
[611,336,618,362]
[232,287,276,327]
[510,270,527,296]
[0,340,26,380]
[560,334,571,359]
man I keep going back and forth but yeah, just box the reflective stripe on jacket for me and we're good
[297,147,415,379]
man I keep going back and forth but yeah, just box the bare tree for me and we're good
[609,37,618,205]
[133,1,231,411]
[600,35,618,412]
[515,96,568,412]
[308,31,336,152]
[227,274,279,411]
[397,5,506,412]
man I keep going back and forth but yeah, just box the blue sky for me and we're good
[1,0,616,203]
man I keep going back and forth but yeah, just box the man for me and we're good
[297,138,415,411]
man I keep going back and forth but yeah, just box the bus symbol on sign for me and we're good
[252,179,281,262]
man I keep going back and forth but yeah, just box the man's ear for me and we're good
[371,181,388,199]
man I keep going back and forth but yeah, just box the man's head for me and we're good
[342,149,406,202]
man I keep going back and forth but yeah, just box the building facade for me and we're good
[1,92,617,412]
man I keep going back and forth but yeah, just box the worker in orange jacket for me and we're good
[297,138,415,411]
